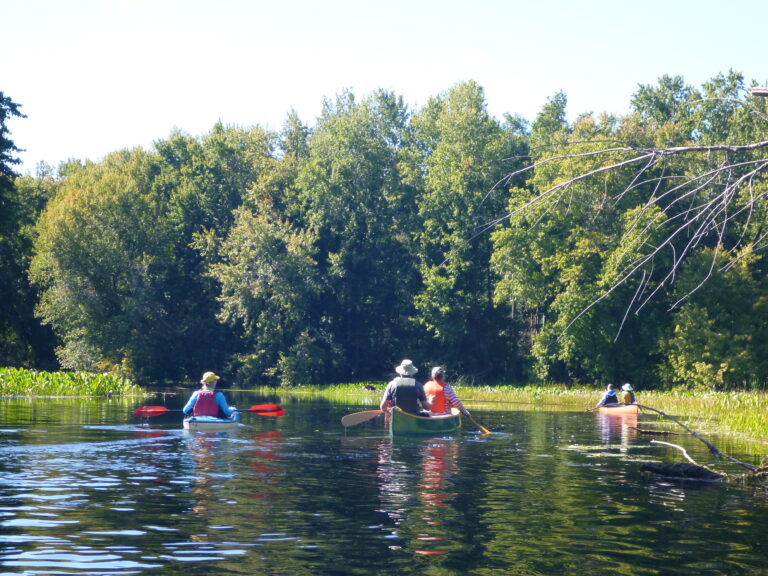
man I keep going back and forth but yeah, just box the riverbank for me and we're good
[249,383,768,448]
[3,367,766,449]
[0,367,147,397]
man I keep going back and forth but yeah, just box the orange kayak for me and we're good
[598,404,639,415]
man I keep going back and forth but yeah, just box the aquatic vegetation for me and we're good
[261,382,768,445]
[0,367,146,397]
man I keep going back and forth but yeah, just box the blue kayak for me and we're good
[183,412,241,431]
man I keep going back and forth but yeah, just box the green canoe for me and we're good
[390,407,461,436]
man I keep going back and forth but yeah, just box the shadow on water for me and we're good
[1,397,768,575]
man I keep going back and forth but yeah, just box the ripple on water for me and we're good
[1,550,163,571]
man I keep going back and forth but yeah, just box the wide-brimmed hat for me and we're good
[622,383,633,391]
[201,371,220,385]
[395,359,418,376]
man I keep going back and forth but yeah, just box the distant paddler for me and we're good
[183,371,237,419]
[593,383,619,409]
[425,366,492,434]
[423,367,470,416]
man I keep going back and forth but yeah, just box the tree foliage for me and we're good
[8,73,768,389]
[409,81,524,376]
[0,93,57,366]
[492,70,768,388]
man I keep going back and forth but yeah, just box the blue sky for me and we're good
[4,0,766,174]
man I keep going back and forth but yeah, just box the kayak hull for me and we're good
[390,407,460,436]
[598,404,639,415]
[183,412,241,431]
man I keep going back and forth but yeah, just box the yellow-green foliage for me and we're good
[0,367,145,397]
[270,383,768,444]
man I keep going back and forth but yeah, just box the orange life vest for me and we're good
[424,380,446,412]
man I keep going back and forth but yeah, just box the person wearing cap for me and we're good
[620,382,636,404]
[594,383,619,408]
[424,367,471,417]
[379,359,432,416]
[183,371,236,418]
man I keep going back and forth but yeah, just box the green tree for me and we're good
[30,124,276,381]
[530,90,569,148]
[493,72,768,386]
[660,248,768,390]
[409,81,521,377]
[630,74,698,145]
[0,92,25,180]
[0,93,57,366]
[292,89,416,379]
[203,207,321,386]
[492,108,673,384]
[0,174,58,366]
[30,151,178,376]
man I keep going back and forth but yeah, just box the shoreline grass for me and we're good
[0,367,147,397]
[5,369,767,449]
[244,382,768,448]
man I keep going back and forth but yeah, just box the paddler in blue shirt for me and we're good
[183,371,236,418]
[594,383,619,408]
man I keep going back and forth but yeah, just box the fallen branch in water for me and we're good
[629,426,689,436]
[638,404,756,472]
[641,440,723,481]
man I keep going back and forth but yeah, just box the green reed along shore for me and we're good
[254,383,768,448]
[3,368,766,450]
[0,367,146,397]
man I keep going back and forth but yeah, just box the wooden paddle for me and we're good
[133,404,284,418]
[466,412,492,435]
[341,409,383,427]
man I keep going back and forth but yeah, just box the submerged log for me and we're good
[635,409,765,483]
[629,426,689,436]
[641,462,723,481]
[643,440,725,481]
[638,404,756,472]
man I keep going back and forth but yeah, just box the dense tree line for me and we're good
[1,73,767,389]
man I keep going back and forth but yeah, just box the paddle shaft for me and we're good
[134,404,283,417]
[466,412,492,434]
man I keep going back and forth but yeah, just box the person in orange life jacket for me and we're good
[594,383,619,408]
[423,367,471,416]
[183,371,236,418]
[380,359,432,416]
[620,382,636,404]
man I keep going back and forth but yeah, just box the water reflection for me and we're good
[184,432,223,515]
[373,435,461,559]
[597,411,638,451]
[2,399,768,575]
[418,438,459,510]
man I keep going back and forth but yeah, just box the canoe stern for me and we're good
[390,407,461,435]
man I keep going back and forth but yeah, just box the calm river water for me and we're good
[1,392,768,575]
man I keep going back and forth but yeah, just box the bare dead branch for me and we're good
[638,404,756,471]
[651,439,700,465]
[494,137,768,330]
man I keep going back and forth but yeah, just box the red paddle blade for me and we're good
[247,404,282,412]
[133,406,172,417]
[248,405,284,417]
